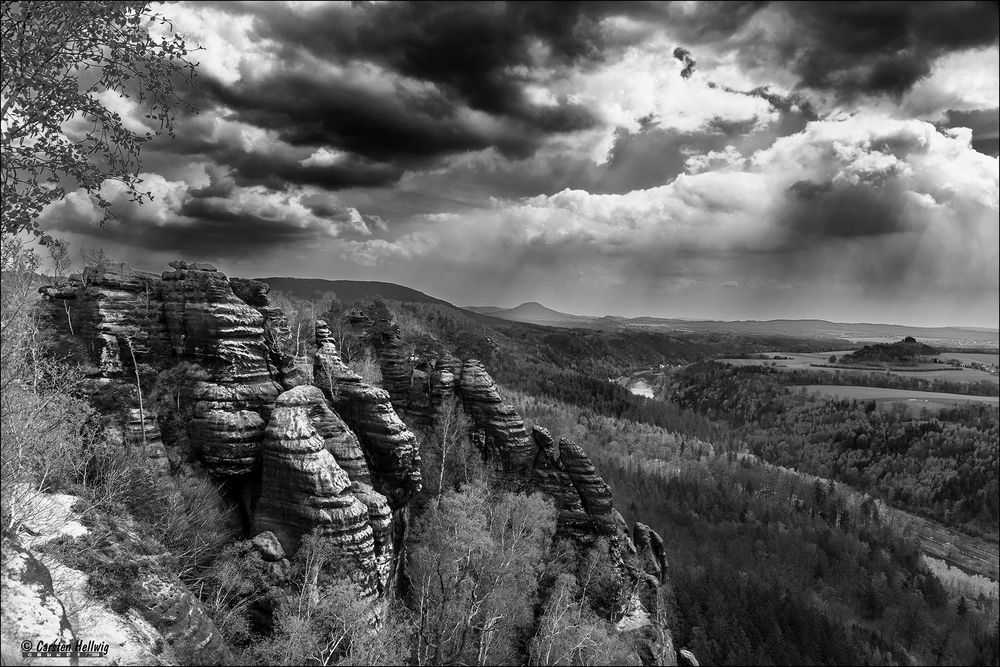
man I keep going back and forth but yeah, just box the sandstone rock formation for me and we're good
[252,386,390,595]
[124,408,171,476]
[230,277,310,390]
[530,426,592,537]
[314,321,421,509]
[162,262,283,475]
[633,522,668,585]
[36,260,680,663]
[457,360,535,474]
[557,438,622,537]
[373,324,411,409]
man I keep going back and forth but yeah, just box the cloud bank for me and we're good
[37,1,999,327]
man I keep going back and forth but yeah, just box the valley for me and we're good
[610,354,1000,578]
[4,4,998,666]
[4,260,998,667]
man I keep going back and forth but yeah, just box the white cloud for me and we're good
[300,147,347,167]
[684,145,747,174]
[901,47,1000,119]
[152,2,268,86]
[333,115,997,323]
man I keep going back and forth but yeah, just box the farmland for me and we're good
[719,351,1000,385]
[798,384,1000,411]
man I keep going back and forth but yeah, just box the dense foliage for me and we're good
[841,338,941,365]
[766,365,999,397]
[508,386,1000,667]
[670,362,1000,537]
[1,1,197,238]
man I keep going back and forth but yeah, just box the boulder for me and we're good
[1,538,75,659]
[251,531,285,562]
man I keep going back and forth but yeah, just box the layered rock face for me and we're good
[36,263,420,613]
[530,426,592,537]
[314,321,422,509]
[453,363,676,662]
[39,267,422,543]
[37,261,680,661]
[557,438,623,537]
[39,264,169,377]
[40,261,288,477]
[452,361,659,552]
[373,325,411,408]
[253,386,392,595]
[457,360,535,474]
[633,522,668,585]
[230,277,310,390]
[124,408,171,476]
[162,262,283,475]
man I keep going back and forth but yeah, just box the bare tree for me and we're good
[44,238,75,333]
[118,324,147,448]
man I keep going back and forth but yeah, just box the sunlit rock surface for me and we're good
[314,321,421,509]
[252,386,389,596]
[457,359,535,474]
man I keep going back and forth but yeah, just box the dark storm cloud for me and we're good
[181,0,689,189]
[251,1,661,119]
[673,47,696,79]
[782,179,907,240]
[203,73,594,164]
[148,108,406,190]
[938,108,1000,156]
[49,205,331,259]
[662,2,767,44]
[751,2,999,99]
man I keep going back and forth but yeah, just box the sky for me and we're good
[39,1,1000,328]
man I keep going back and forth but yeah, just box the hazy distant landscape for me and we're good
[469,301,1000,348]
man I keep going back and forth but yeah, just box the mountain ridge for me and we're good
[258,278,997,348]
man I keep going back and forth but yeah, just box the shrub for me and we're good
[347,347,382,386]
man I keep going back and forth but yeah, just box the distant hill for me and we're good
[258,278,997,350]
[463,306,999,348]
[841,337,941,364]
[467,301,585,325]
[465,305,507,315]
[257,277,454,308]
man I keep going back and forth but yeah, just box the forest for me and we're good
[669,362,1000,539]
[4,3,999,666]
[763,365,999,397]
[505,386,1000,667]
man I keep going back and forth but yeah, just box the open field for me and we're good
[720,351,857,368]
[720,351,1000,385]
[942,351,1000,366]
[798,385,1000,411]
